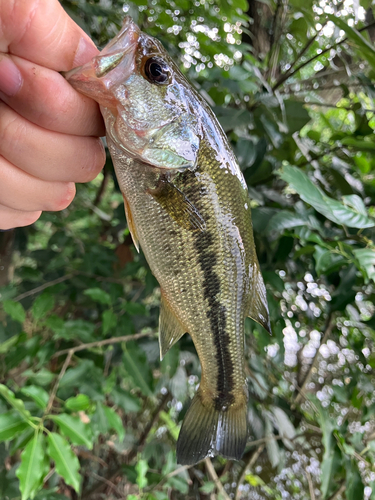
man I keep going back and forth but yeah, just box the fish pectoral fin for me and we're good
[122,194,140,253]
[248,261,272,334]
[147,177,206,232]
[159,290,187,360]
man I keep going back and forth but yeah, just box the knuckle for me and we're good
[0,103,27,151]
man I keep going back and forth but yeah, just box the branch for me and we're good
[327,481,345,500]
[305,469,316,500]
[205,458,231,500]
[13,274,74,302]
[235,444,265,500]
[45,349,73,415]
[53,331,155,357]
[273,19,375,91]
[294,312,335,405]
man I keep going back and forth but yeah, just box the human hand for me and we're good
[0,0,106,230]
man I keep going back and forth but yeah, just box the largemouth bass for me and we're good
[66,17,271,466]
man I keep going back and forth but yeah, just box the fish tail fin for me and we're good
[176,390,248,465]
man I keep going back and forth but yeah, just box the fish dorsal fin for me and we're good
[159,289,187,360]
[248,261,272,334]
[122,194,139,253]
[148,177,206,232]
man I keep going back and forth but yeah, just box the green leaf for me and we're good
[284,100,311,134]
[123,342,153,397]
[47,433,81,492]
[0,333,21,354]
[0,412,30,442]
[83,288,111,305]
[50,414,93,449]
[346,465,364,500]
[102,309,117,335]
[31,293,55,321]
[0,384,32,421]
[314,246,347,275]
[353,248,375,283]
[102,405,125,441]
[342,195,368,215]
[21,386,49,410]
[16,433,46,500]
[135,459,148,489]
[279,165,375,228]
[2,300,26,323]
[199,482,216,494]
[65,394,91,412]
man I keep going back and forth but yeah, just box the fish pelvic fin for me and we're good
[248,260,272,334]
[176,390,248,465]
[159,290,187,360]
[122,194,140,252]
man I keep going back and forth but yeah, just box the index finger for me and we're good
[0,0,98,71]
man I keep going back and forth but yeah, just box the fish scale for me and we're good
[66,16,271,465]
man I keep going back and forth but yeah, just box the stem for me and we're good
[53,331,155,357]
[235,444,265,500]
[305,469,316,500]
[13,274,75,302]
[44,349,74,415]
[205,457,231,500]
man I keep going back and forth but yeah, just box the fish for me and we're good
[66,17,271,466]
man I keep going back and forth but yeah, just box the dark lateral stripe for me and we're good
[195,230,235,410]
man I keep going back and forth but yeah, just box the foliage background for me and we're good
[1,0,375,498]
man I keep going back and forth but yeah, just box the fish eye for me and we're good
[144,57,170,84]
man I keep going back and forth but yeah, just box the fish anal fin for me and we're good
[159,290,187,360]
[148,177,206,232]
[248,261,272,334]
[176,389,248,465]
[122,194,139,253]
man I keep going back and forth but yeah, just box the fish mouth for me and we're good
[64,16,140,107]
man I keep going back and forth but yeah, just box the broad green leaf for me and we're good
[279,165,375,228]
[341,137,375,151]
[102,405,125,441]
[199,482,216,493]
[265,417,280,468]
[47,433,81,492]
[65,394,91,412]
[102,309,117,335]
[0,412,29,442]
[271,407,295,440]
[0,333,21,354]
[0,384,32,421]
[353,248,375,283]
[314,246,347,275]
[342,195,368,216]
[112,388,141,413]
[21,386,49,410]
[346,465,364,500]
[123,342,153,397]
[284,100,311,134]
[83,288,111,305]
[135,459,148,489]
[50,414,93,449]
[31,293,55,321]
[16,433,46,500]
[2,300,26,323]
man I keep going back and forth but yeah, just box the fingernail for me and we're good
[0,55,22,96]
[73,37,98,67]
